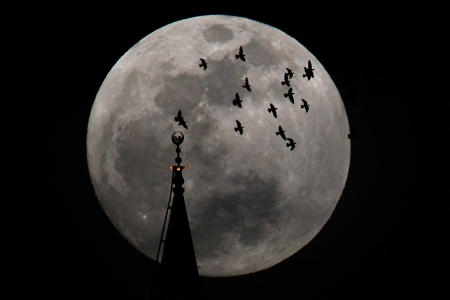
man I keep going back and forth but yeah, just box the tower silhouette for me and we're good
[152,132,203,300]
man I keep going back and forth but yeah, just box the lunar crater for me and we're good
[202,24,234,44]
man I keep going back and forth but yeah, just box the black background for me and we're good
[9,5,448,299]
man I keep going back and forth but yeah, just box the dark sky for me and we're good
[10,6,448,299]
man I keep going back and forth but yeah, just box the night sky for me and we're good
[10,6,448,299]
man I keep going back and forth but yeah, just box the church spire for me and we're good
[152,132,202,300]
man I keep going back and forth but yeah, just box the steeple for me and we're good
[152,132,202,300]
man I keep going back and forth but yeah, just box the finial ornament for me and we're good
[172,131,184,146]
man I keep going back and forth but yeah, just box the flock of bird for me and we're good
[175,46,318,151]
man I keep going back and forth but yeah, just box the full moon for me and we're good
[87,15,350,277]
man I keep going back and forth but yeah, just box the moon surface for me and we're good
[86,15,350,277]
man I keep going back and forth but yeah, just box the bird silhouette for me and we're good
[232,93,243,108]
[281,72,291,87]
[235,46,246,62]
[303,60,314,80]
[276,125,287,140]
[242,77,251,92]
[301,99,309,113]
[284,88,295,104]
[199,58,207,70]
[235,120,244,135]
[286,138,296,150]
[174,109,188,129]
[286,68,295,78]
[268,103,278,118]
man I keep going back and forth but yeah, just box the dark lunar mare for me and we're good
[192,170,281,261]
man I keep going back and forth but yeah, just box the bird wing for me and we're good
[178,109,182,118]
[236,120,241,126]
[308,60,312,69]
[288,68,294,76]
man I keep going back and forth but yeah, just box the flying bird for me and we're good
[286,68,295,78]
[301,99,309,113]
[281,72,291,87]
[199,58,207,70]
[242,77,251,92]
[303,60,314,80]
[268,103,278,118]
[174,109,188,129]
[235,46,246,62]
[286,138,296,150]
[284,88,295,104]
[348,125,358,140]
[232,93,243,108]
[276,125,287,140]
[235,120,244,135]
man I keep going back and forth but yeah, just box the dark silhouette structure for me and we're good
[303,59,314,80]
[175,109,189,129]
[286,68,295,78]
[242,77,251,92]
[235,120,244,135]
[301,99,309,113]
[286,138,296,150]
[268,103,278,118]
[281,72,291,86]
[152,132,202,300]
[232,92,243,108]
[276,125,287,140]
[199,58,207,70]
[235,46,246,61]
[284,88,295,104]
